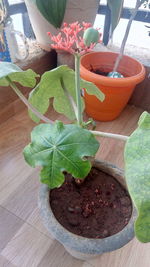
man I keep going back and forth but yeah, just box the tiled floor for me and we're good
[0,105,150,267]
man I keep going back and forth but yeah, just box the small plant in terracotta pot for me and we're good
[0,22,150,260]
[80,0,146,121]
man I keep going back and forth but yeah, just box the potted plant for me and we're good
[24,0,124,68]
[0,0,9,52]
[0,22,149,261]
[80,0,146,121]
[0,0,8,24]
[24,0,100,51]
[0,0,29,62]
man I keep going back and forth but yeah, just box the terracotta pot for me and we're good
[80,52,146,121]
[24,0,99,51]
[39,159,137,260]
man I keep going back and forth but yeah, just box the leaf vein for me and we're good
[57,149,83,176]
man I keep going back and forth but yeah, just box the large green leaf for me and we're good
[124,111,150,243]
[107,0,124,35]
[29,65,104,123]
[36,0,67,28]
[81,79,105,102]
[23,121,99,188]
[0,62,39,88]
[29,66,77,122]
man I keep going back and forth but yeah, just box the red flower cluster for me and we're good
[48,22,101,55]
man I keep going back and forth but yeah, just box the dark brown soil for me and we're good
[91,69,109,76]
[90,65,109,76]
[50,168,132,239]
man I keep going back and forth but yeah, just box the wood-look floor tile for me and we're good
[0,206,24,253]
[82,263,95,267]
[2,170,39,220]
[38,241,86,267]
[95,105,143,168]
[87,238,150,267]
[0,255,16,267]
[0,157,35,205]
[1,223,54,267]
[27,207,51,237]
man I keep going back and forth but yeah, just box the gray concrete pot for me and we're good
[38,159,137,260]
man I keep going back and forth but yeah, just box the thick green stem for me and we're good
[75,54,83,125]
[60,78,78,120]
[91,130,128,141]
[7,77,53,124]
[6,78,129,141]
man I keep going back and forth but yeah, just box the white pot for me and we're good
[0,19,29,62]
[24,0,100,51]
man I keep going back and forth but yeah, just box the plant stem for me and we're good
[7,77,53,124]
[113,0,141,72]
[60,78,78,120]
[91,130,128,141]
[75,54,83,125]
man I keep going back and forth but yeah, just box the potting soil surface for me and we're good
[50,167,132,238]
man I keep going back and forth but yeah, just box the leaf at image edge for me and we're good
[124,111,150,243]
[0,62,39,88]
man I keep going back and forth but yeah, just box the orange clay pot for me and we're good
[80,52,145,121]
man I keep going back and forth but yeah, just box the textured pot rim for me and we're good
[38,159,137,255]
[80,51,146,87]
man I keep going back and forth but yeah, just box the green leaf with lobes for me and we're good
[124,111,150,243]
[23,121,100,188]
[28,65,105,123]
[0,62,39,88]
[36,0,67,28]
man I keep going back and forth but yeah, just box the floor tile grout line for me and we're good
[1,205,98,265]
[85,261,95,267]
[0,255,18,267]
[0,204,52,240]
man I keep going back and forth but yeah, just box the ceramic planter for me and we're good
[0,19,29,62]
[24,0,99,51]
[80,52,146,121]
[38,159,137,260]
